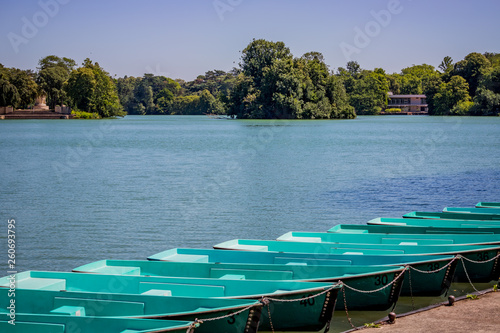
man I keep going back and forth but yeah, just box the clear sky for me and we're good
[1,0,499,81]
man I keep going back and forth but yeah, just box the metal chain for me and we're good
[342,269,406,294]
[408,256,458,274]
[264,283,341,303]
[189,303,258,325]
[460,252,500,264]
[460,257,483,295]
[266,303,275,333]
[407,266,415,310]
[341,284,356,330]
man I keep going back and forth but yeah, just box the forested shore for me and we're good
[1,39,499,118]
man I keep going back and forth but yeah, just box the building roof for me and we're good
[388,94,426,98]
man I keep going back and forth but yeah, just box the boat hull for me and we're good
[0,288,261,333]
[0,271,337,332]
[215,239,500,284]
[73,260,405,312]
[0,314,193,333]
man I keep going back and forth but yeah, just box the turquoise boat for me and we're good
[443,207,500,214]
[73,260,405,311]
[0,271,338,332]
[0,313,193,333]
[149,248,456,297]
[215,239,500,283]
[0,287,260,333]
[277,231,500,246]
[367,217,500,228]
[328,223,500,234]
[476,202,500,208]
[276,231,500,245]
[404,211,500,220]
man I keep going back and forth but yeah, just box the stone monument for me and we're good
[34,96,50,110]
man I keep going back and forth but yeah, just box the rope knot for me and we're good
[260,297,270,306]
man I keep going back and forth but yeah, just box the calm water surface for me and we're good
[1,115,499,331]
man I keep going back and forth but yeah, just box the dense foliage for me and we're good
[1,43,499,117]
[228,40,355,119]
[66,58,125,117]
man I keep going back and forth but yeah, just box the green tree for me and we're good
[471,66,500,115]
[452,52,491,96]
[483,53,500,68]
[65,67,96,112]
[199,89,225,114]
[116,76,139,112]
[422,75,443,115]
[8,69,38,108]
[349,70,389,114]
[433,75,471,115]
[438,56,454,75]
[346,61,361,77]
[229,40,355,119]
[36,55,76,109]
[0,64,20,107]
[240,39,293,86]
[65,59,124,117]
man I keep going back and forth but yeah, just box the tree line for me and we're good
[1,39,499,118]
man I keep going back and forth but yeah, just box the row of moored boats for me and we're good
[1,201,500,332]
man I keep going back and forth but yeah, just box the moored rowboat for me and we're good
[328,223,500,234]
[404,211,500,220]
[476,202,500,208]
[367,217,500,229]
[277,231,500,246]
[0,271,339,332]
[0,313,194,333]
[443,207,500,214]
[0,288,261,333]
[214,239,500,283]
[149,248,456,296]
[73,260,405,312]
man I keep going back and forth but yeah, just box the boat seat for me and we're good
[141,289,172,296]
[50,305,86,316]
[210,268,294,280]
[274,257,352,265]
[15,277,66,291]
[139,282,226,297]
[53,297,145,316]
[381,238,454,245]
[231,244,269,251]
[217,274,246,280]
[90,266,141,275]
[0,321,65,333]
[161,254,209,263]
[285,236,322,243]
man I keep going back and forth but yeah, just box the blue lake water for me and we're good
[1,115,499,273]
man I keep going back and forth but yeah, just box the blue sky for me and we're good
[1,0,499,80]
